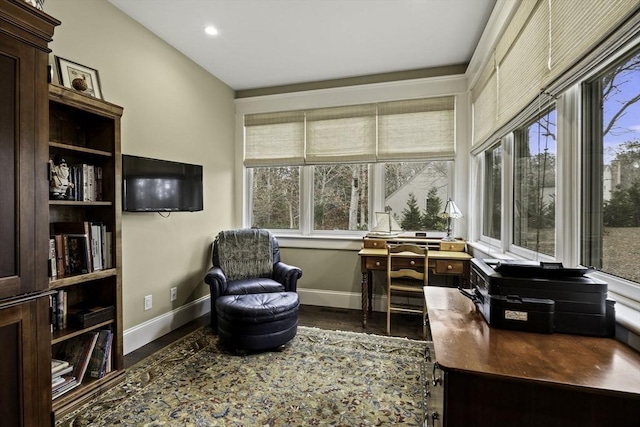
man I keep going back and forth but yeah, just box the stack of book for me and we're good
[48,221,113,278]
[51,358,76,400]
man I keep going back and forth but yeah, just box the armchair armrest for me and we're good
[204,266,228,298]
[273,261,302,292]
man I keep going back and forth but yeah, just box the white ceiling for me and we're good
[108,0,496,91]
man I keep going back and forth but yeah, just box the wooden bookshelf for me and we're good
[48,83,125,419]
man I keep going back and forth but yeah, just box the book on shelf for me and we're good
[86,164,94,202]
[51,358,69,375]
[52,365,73,380]
[53,234,65,277]
[95,166,103,201]
[87,329,113,379]
[104,230,113,269]
[54,332,99,386]
[90,222,103,271]
[66,234,91,274]
[52,289,67,331]
[52,376,78,400]
[49,238,57,278]
[52,375,66,388]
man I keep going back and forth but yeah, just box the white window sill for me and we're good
[274,233,364,251]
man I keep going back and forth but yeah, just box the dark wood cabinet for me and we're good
[0,1,59,425]
[0,295,54,426]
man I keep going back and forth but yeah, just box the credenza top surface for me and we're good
[425,287,640,396]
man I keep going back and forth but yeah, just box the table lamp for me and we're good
[439,198,462,241]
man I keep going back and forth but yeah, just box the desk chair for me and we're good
[386,244,428,339]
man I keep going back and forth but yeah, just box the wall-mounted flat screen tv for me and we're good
[122,155,203,212]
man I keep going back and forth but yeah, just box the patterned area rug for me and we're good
[57,326,428,426]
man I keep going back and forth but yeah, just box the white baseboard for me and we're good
[123,295,211,355]
[123,288,383,355]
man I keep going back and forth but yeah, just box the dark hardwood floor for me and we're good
[124,305,425,367]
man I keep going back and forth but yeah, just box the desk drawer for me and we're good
[363,238,387,249]
[435,260,464,275]
[365,257,386,270]
[366,257,426,270]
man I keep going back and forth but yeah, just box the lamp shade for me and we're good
[440,198,463,219]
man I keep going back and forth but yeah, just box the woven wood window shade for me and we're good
[245,97,454,166]
[496,0,549,130]
[244,111,305,167]
[472,54,498,146]
[548,0,639,84]
[378,97,455,161]
[305,104,377,164]
[470,0,639,147]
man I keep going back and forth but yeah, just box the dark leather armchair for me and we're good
[204,228,302,333]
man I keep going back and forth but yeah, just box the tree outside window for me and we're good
[587,51,640,283]
[514,108,557,257]
[313,164,369,231]
[251,166,300,230]
[483,144,502,240]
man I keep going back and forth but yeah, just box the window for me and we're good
[513,108,557,257]
[384,161,450,232]
[483,144,502,240]
[245,97,455,234]
[313,164,368,231]
[251,166,300,230]
[583,50,640,283]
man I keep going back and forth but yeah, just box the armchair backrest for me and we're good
[211,228,281,280]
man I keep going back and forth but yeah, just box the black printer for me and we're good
[464,258,615,336]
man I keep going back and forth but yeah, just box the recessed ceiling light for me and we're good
[204,25,218,36]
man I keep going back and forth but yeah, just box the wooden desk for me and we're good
[424,287,640,426]
[358,237,471,327]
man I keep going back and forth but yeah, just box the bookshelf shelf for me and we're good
[48,84,124,420]
[51,319,114,345]
[52,369,126,413]
[49,268,117,289]
[49,200,112,207]
[50,141,113,157]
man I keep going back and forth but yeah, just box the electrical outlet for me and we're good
[144,294,152,311]
[170,287,177,302]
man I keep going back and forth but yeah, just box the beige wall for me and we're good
[47,0,236,330]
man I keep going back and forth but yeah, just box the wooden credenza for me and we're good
[424,287,640,427]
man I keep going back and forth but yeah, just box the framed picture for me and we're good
[55,56,103,99]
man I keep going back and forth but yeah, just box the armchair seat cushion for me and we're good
[226,278,285,295]
[215,292,299,351]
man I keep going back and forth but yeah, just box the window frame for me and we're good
[246,160,455,238]
[480,141,503,243]
[510,105,558,259]
[471,39,640,335]
[580,48,640,310]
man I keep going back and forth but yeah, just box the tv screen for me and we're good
[122,155,203,212]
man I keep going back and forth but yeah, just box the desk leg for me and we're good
[361,272,368,328]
